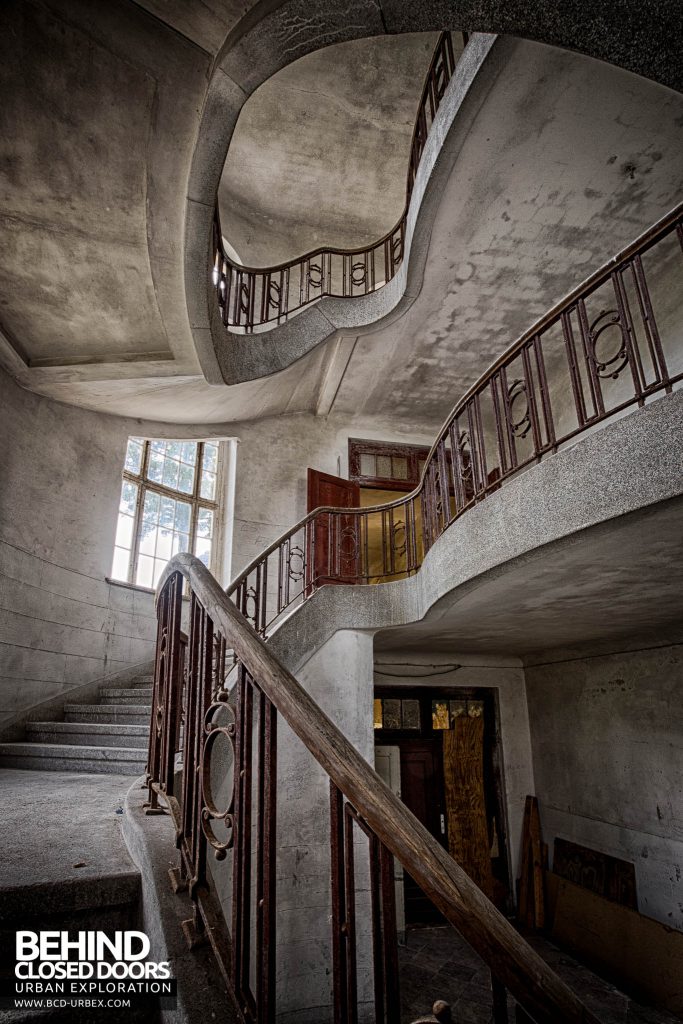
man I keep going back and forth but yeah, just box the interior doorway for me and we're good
[374,687,511,926]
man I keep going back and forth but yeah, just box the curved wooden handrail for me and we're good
[153,552,600,1024]
[228,200,683,632]
[212,32,462,332]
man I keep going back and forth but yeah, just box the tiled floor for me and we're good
[399,924,679,1024]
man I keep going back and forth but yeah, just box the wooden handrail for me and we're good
[156,552,600,1024]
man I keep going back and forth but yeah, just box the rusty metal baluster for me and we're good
[255,688,277,1023]
[330,783,349,1024]
[473,393,488,492]
[448,423,466,512]
[561,309,589,426]
[576,299,604,418]
[368,833,386,1023]
[259,558,268,635]
[612,268,646,403]
[532,332,556,450]
[631,255,670,390]
[190,607,212,898]
[343,803,358,1024]
[379,844,400,1022]
[490,374,509,477]
[232,667,254,1017]
[277,543,284,620]
[465,402,482,495]
[520,343,543,459]
[499,365,518,471]
[436,439,449,530]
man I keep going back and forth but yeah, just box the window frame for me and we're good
[115,438,222,588]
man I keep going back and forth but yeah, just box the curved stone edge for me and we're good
[183,0,683,386]
[264,390,683,675]
[215,33,507,384]
[121,779,239,1024]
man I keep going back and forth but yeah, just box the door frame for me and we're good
[373,685,513,914]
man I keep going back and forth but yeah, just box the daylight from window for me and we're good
[111,438,220,589]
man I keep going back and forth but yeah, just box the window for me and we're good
[348,438,431,491]
[111,438,221,589]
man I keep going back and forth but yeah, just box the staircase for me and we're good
[0,668,152,774]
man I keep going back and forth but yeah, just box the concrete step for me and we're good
[99,686,153,704]
[26,720,149,748]
[64,703,151,726]
[0,742,146,774]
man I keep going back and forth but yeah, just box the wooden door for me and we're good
[399,740,447,923]
[306,469,360,587]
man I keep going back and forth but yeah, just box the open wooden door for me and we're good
[306,469,360,588]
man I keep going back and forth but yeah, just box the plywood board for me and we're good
[442,716,494,898]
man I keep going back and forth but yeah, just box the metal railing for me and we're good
[148,553,602,1024]
[228,203,683,635]
[212,32,462,332]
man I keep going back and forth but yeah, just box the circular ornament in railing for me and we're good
[245,585,258,624]
[239,282,251,316]
[392,519,407,558]
[458,430,473,482]
[287,545,306,582]
[589,309,629,379]
[267,279,281,311]
[339,524,359,562]
[507,378,532,438]
[307,263,323,289]
[200,701,236,859]
[351,261,367,288]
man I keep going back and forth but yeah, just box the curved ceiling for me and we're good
[0,1,680,432]
[218,32,443,266]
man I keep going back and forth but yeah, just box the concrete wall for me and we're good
[0,368,240,728]
[525,640,683,930]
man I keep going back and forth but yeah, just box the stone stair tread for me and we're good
[0,742,146,759]
[65,703,151,712]
[27,721,148,735]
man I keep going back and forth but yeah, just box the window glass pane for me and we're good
[181,442,197,466]
[124,438,143,475]
[142,490,159,522]
[159,496,175,529]
[162,458,179,490]
[152,559,166,589]
[200,469,216,500]
[114,512,134,550]
[136,554,154,589]
[373,698,383,729]
[203,443,218,473]
[139,522,158,556]
[166,440,183,460]
[376,455,392,478]
[150,439,165,454]
[392,456,408,480]
[172,532,190,556]
[120,480,137,516]
[177,461,194,494]
[111,546,131,582]
[175,502,191,534]
[401,699,420,730]
[197,508,214,538]
[148,450,164,483]
[156,528,173,561]
[194,536,212,567]
[432,700,450,730]
[382,698,401,730]
[360,453,375,477]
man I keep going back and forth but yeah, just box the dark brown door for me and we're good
[399,739,447,923]
[306,469,360,587]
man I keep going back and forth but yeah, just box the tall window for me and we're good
[111,438,221,589]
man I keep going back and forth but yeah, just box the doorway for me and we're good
[373,687,511,925]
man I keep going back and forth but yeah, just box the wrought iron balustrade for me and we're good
[228,202,683,636]
[148,553,602,1024]
[212,32,461,332]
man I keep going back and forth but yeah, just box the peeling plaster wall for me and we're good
[525,642,683,931]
